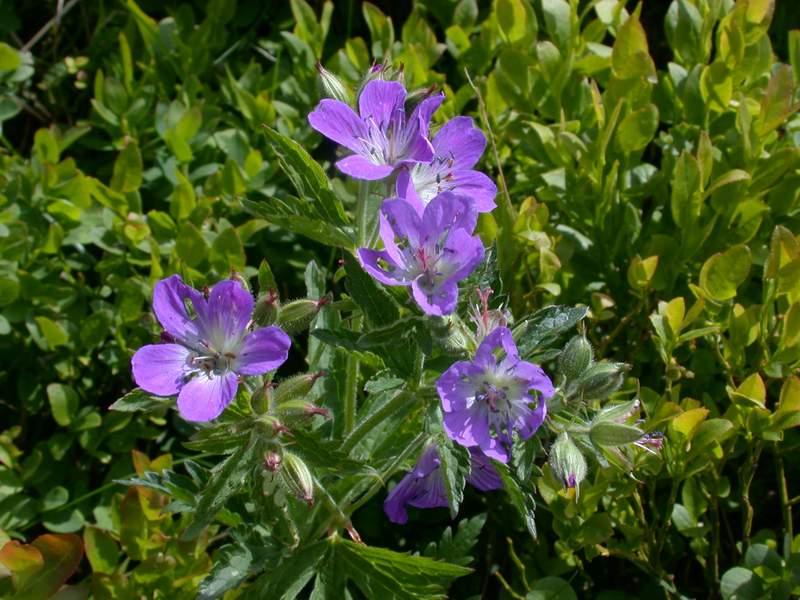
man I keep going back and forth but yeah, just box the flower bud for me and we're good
[250,382,271,414]
[252,289,279,326]
[549,432,587,498]
[274,398,330,420]
[316,62,353,105]
[276,298,322,333]
[589,421,644,447]
[264,450,282,472]
[558,335,593,381]
[577,362,627,400]
[273,371,326,405]
[280,452,315,506]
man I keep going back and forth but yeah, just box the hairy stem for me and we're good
[342,315,362,435]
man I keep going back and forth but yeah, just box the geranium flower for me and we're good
[308,79,443,180]
[131,275,290,422]
[384,445,502,524]
[396,116,497,213]
[357,192,484,316]
[437,327,554,463]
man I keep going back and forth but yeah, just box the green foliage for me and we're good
[0,0,799,598]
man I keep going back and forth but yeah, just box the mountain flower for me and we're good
[396,116,497,213]
[384,445,502,524]
[437,327,554,462]
[131,275,291,422]
[357,191,484,316]
[308,79,443,180]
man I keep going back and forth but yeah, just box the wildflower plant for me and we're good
[109,62,657,597]
[3,1,798,598]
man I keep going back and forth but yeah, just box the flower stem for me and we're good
[356,180,370,247]
[340,390,416,455]
[342,316,362,435]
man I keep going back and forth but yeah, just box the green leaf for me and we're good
[665,0,705,64]
[699,244,751,302]
[110,140,143,193]
[436,436,470,519]
[611,8,655,80]
[526,576,578,600]
[720,566,763,600]
[0,534,83,600]
[494,463,537,538]
[210,227,246,273]
[245,541,328,600]
[426,514,487,566]
[83,527,120,574]
[343,254,400,328]
[109,389,169,413]
[0,277,20,307]
[0,42,20,72]
[182,432,261,540]
[198,542,253,600]
[670,151,702,230]
[80,310,112,350]
[262,126,327,196]
[176,222,208,268]
[362,2,395,60]
[46,384,79,427]
[258,258,278,294]
[336,538,472,599]
[541,0,570,51]
[616,104,659,152]
[514,305,588,359]
[495,0,537,47]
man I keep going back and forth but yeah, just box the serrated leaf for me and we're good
[515,305,588,358]
[343,254,400,328]
[182,433,261,540]
[336,538,471,599]
[436,437,470,519]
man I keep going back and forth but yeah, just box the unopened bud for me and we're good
[275,398,330,420]
[405,85,441,113]
[316,62,353,105]
[549,432,587,498]
[250,382,271,414]
[589,421,644,447]
[264,451,282,472]
[273,371,326,405]
[252,289,279,326]
[276,298,321,333]
[280,452,315,506]
[577,362,627,400]
[558,335,594,381]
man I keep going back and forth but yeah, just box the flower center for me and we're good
[477,382,508,413]
[188,350,236,378]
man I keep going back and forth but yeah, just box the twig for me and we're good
[463,67,516,224]
[22,0,82,52]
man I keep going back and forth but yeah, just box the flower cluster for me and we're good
[309,71,554,522]
[308,76,496,317]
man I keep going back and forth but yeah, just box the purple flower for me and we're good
[384,445,502,524]
[308,79,444,180]
[357,192,484,316]
[396,117,497,214]
[131,275,291,422]
[437,327,554,463]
